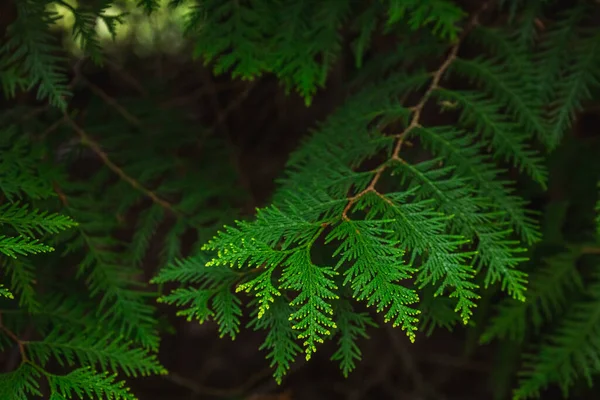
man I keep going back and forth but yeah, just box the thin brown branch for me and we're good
[340,2,491,218]
[342,165,385,219]
[63,113,179,215]
[212,81,256,130]
[0,314,28,363]
[581,246,600,255]
[72,63,257,213]
[104,58,149,96]
[38,115,67,141]
[52,181,69,206]
[80,76,143,127]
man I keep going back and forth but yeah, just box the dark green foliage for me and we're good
[1,0,600,399]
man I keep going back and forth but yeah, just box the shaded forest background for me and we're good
[1,1,600,399]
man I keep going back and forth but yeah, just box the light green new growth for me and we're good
[161,0,548,385]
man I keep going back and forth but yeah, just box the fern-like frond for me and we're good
[355,190,479,322]
[130,204,164,266]
[26,327,167,377]
[0,257,40,311]
[20,294,106,339]
[0,235,54,258]
[186,0,464,103]
[411,126,533,298]
[544,27,600,149]
[65,195,159,351]
[269,0,351,102]
[450,56,547,148]
[350,2,383,68]
[514,268,600,399]
[187,0,272,79]
[330,300,375,377]
[391,151,528,300]
[0,66,29,100]
[47,367,136,400]
[59,1,126,65]
[481,248,582,344]
[0,125,59,201]
[248,296,302,384]
[433,89,547,188]
[155,255,243,339]
[202,187,423,360]
[418,285,461,335]
[385,0,466,41]
[415,120,541,245]
[534,4,586,103]
[327,219,419,334]
[280,249,339,360]
[0,202,76,238]
[0,0,69,109]
[0,363,42,400]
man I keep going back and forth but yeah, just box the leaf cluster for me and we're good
[2,0,600,399]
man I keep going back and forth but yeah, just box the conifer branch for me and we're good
[342,1,491,217]
[3,0,600,396]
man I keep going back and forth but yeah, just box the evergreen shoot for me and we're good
[1,0,600,399]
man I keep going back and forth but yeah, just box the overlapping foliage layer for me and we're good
[1,0,600,399]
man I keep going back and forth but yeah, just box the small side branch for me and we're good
[63,113,179,215]
[340,2,491,218]
[0,313,28,364]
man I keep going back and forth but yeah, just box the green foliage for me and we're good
[482,128,600,400]
[1,0,600,399]
[386,0,466,40]
[0,0,70,109]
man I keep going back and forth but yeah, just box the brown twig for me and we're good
[64,59,181,213]
[0,313,28,364]
[212,81,256,129]
[339,2,491,219]
[69,60,258,214]
[341,165,386,219]
[63,113,179,215]
[104,58,149,96]
[80,76,143,128]
[38,115,67,141]
[52,181,69,206]
[581,246,600,255]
